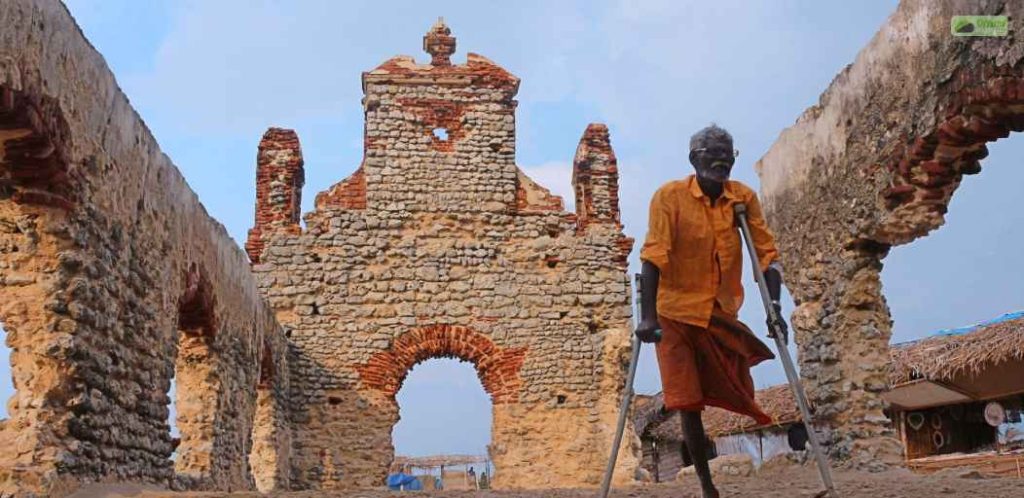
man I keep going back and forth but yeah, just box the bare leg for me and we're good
[681,411,719,498]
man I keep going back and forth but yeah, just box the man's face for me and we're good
[690,139,735,183]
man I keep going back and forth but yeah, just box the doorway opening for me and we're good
[390,358,493,490]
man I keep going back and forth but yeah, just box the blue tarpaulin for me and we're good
[893,310,1024,349]
[386,472,423,491]
[931,310,1024,337]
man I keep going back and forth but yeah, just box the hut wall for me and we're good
[711,424,821,465]
[899,402,996,460]
[442,470,472,490]
[761,430,796,463]
[715,433,762,464]
[714,429,793,466]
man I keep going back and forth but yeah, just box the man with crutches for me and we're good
[635,124,789,498]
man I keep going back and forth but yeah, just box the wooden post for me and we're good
[899,411,910,462]
[758,430,764,463]
[652,440,661,483]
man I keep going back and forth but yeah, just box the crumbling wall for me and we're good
[0,1,291,495]
[248,21,639,490]
[755,0,1024,468]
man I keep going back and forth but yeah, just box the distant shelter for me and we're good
[635,385,811,482]
[390,454,491,490]
[886,312,1024,477]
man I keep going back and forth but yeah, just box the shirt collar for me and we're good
[688,175,739,202]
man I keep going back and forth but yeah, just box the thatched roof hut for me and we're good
[885,312,1024,475]
[391,454,490,490]
[635,385,800,441]
[888,311,1024,387]
[633,385,805,481]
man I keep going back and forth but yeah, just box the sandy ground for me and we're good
[69,463,1024,497]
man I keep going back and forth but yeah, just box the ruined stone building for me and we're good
[3,0,1024,496]
[243,20,638,490]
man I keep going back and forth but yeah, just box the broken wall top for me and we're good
[755,0,1024,267]
[248,21,629,268]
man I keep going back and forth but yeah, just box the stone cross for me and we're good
[423,17,456,66]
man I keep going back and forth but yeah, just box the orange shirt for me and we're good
[640,175,779,328]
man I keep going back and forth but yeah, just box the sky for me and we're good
[2,0,1022,462]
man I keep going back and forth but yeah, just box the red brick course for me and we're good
[883,74,1024,212]
[572,123,634,267]
[356,324,527,404]
[315,164,367,211]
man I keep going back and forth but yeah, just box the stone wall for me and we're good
[0,1,290,496]
[247,20,640,490]
[755,0,1024,467]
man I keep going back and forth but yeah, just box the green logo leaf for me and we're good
[951,15,1008,37]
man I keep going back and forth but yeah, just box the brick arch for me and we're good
[357,325,526,404]
[170,262,222,484]
[877,74,1024,244]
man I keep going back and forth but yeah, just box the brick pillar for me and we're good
[246,128,304,263]
[572,123,623,231]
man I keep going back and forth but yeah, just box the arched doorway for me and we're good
[167,263,221,488]
[391,358,493,490]
[354,325,525,488]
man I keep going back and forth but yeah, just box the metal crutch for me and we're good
[598,273,649,498]
[734,202,838,498]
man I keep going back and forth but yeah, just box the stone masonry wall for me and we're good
[755,0,1024,468]
[248,21,640,490]
[0,1,291,496]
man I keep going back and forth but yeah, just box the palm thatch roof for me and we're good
[393,454,488,469]
[889,312,1024,386]
[634,385,800,441]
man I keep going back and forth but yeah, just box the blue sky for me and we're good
[2,0,1022,461]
